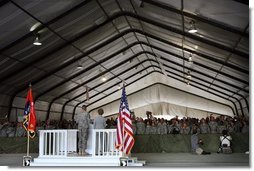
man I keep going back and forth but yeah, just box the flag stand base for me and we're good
[120,156,146,166]
[23,156,32,166]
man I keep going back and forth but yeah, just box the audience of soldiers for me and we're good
[128,114,249,135]
[0,113,249,137]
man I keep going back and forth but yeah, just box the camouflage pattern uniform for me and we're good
[145,124,152,134]
[208,120,218,134]
[200,123,210,134]
[217,121,226,134]
[150,124,158,134]
[157,122,167,134]
[74,111,90,153]
[16,124,26,137]
[132,121,137,135]
[136,120,146,135]
[180,126,190,134]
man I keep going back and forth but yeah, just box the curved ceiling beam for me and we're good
[61,63,155,121]
[46,51,152,120]
[59,57,244,120]
[0,0,92,54]
[142,0,248,37]
[0,10,248,85]
[34,41,141,101]
[36,40,248,103]
[5,12,248,119]
[7,28,248,120]
[0,0,9,7]
[82,60,241,116]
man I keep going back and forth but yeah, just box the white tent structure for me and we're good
[0,0,249,121]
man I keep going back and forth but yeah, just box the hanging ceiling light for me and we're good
[101,76,107,82]
[188,20,197,33]
[76,60,83,70]
[188,54,193,62]
[33,34,42,46]
[186,71,192,79]
[186,80,190,86]
[77,64,83,70]
[118,85,121,90]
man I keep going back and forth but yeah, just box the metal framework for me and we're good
[0,0,248,120]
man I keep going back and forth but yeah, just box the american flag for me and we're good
[115,86,135,155]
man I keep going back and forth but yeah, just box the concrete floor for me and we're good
[0,153,249,167]
[133,153,250,167]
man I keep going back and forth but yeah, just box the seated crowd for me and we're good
[0,112,249,137]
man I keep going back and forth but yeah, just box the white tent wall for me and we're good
[133,102,220,119]
[88,72,234,118]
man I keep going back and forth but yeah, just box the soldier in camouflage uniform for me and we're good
[136,118,146,135]
[199,118,210,134]
[208,116,218,134]
[132,119,137,135]
[74,105,90,156]
[180,122,190,134]
[145,121,152,134]
[157,119,167,134]
[6,122,15,137]
[217,121,226,134]
[15,122,26,137]
[150,121,158,134]
[170,120,180,134]
[227,121,235,133]
[190,123,201,134]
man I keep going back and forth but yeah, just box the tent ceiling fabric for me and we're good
[0,0,249,120]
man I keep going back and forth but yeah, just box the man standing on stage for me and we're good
[74,105,90,156]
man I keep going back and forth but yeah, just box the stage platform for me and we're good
[0,152,249,167]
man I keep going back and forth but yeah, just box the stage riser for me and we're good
[31,157,120,166]
[31,163,119,166]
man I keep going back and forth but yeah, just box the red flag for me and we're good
[23,87,36,138]
[115,86,134,155]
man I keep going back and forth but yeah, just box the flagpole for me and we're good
[26,83,32,157]
[27,126,30,156]
[122,82,126,157]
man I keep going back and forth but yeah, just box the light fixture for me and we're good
[188,20,197,33]
[33,34,42,46]
[118,85,121,90]
[188,54,193,62]
[186,80,190,86]
[101,76,107,82]
[186,71,192,79]
[139,0,144,8]
[77,64,83,70]
[76,60,83,70]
